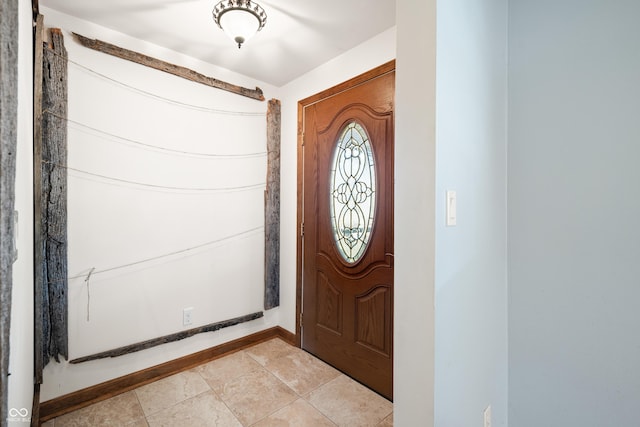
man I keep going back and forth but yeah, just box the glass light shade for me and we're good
[219,9,261,48]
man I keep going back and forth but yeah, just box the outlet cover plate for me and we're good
[183,307,194,326]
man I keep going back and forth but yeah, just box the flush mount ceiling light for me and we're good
[212,0,267,49]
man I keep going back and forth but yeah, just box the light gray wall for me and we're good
[508,1,640,425]
[435,0,508,426]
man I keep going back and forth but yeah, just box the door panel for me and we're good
[316,271,343,334]
[301,67,394,400]
[355,285,391,355]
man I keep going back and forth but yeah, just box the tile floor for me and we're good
[42,338,393,426]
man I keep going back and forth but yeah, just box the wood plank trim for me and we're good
[32,12,45,427]
[0,0,19,422]
[264,99,281,309]
[69,312,264,364]
[33,12,45,385]
[41,27,69,364]
[72,32,265,101]
[39,326,297,423]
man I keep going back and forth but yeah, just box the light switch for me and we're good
[446,190,457,226]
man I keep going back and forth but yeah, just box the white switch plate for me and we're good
[446,190,457,226]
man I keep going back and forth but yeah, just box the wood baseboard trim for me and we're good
[39,326,297,423]
[31,383,40,427]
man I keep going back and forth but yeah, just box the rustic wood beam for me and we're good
[70,311,264,364]
[0,0,19,422]
[33,12,45,384]
[264,99,281,310]
[72,32,265,101]
[42,28,69,364]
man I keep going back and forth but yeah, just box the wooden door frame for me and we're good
[295,60,396,346]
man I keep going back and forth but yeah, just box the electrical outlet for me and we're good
[483,405,492,427]
[183,307,194,326]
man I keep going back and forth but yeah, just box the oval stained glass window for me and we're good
[329,121,376,263]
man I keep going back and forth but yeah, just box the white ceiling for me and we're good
[39,0,396,87]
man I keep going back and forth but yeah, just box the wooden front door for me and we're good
[298,62,394,400]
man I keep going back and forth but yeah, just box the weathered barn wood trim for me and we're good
[41,28,68,364]
[33,12,45,385]
[70,311,264,364]
[72,32,265,101]
[264,99,281,310]
[0,0,19,422]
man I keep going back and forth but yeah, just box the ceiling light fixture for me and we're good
[212,0,267,49]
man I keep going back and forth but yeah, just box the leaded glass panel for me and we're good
[329,121,376,263]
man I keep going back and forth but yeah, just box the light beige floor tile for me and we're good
[41,420,55,427]
[146,390,241,427]
[217,369,298,426]
[46,341,392,427]
[53,391,146,427]
[306,375,393,427]
[252,399,337,427]
[196,351,263,394]
[245,338,298,366]
[263,349,340,395]
[128,418,150,427]
[378,412,393,426]
[135,370,210,416]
